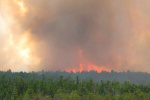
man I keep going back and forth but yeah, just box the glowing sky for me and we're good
[0,0,150,72]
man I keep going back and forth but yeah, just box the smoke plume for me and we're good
[0,0,150,72]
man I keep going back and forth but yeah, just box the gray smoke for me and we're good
[1,0,150,72]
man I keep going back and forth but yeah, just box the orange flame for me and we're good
[63,63,110,73]
[80,63,83,73]
[62,49,111,73]
[73,69,76,73]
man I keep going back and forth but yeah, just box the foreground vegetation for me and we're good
[0,70,150,100]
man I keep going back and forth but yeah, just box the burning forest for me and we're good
[0,0,150,73]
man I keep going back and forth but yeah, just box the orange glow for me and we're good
[73,69,76,73]
[2,0,150,73]
[88,65,91,72]
[63,63,110,73]
[2,30,41,71]
[19,48,30,59]
[87,64,109,73]
[14,0,27,16]
[66,49,111,73]
[80,63,83,72]
[0,16,7,34]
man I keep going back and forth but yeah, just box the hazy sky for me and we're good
[0,0,150,72]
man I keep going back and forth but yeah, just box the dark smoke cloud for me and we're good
[1,0,150,72]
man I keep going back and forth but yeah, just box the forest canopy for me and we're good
[0,70,150,100]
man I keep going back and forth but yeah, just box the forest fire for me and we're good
[0,0,150,72]
[1,0,150,99]
[64,49,112,73]
[64,63,110,73]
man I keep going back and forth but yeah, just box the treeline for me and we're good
[0,70,150,100]
[1,69,150,84]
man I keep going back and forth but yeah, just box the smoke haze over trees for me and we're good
[1,70,150,85]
